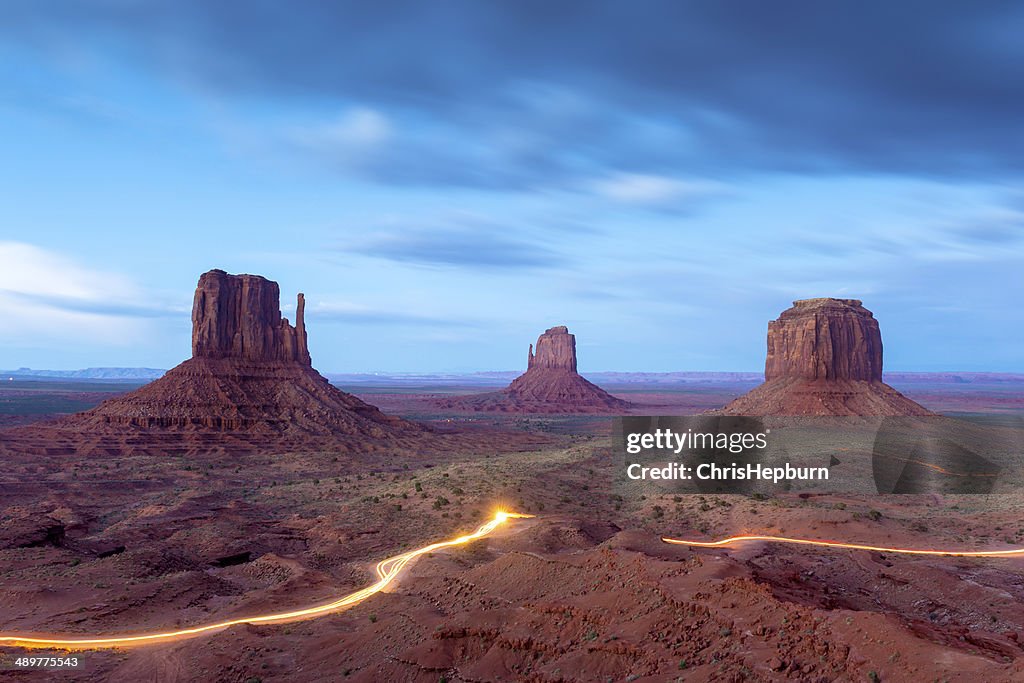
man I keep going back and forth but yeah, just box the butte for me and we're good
[437,325,630,414]
[0,269,420,455]
[718,298,933,416]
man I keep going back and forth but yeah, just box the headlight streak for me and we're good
[0,511,532,650]
[662,534,1024,557]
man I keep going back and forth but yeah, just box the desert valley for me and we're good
[1,270,1022,682]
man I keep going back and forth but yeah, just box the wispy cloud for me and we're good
[0,242,179,345]
[290,107,392,150]
[945,212,1024,245]
[589,173,729,206]
[343,226,567,270]
[310,301,479,328]
[0,290,182,318]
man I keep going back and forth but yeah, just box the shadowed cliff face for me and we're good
[765,299,882,382]
[192,269,311,366]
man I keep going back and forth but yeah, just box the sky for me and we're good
[0,1,1022,373]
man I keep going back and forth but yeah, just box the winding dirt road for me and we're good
[4,512,1023,652]
[0,511,532,650]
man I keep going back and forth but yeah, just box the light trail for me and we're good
[662,534,1024,557]
[0,511,533,650]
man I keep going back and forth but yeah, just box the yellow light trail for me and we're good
[662,534,1024,557]
[0,511,533,650]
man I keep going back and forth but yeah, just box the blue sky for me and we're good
[0,2,1021,373]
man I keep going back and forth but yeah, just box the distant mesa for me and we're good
[2,269,420,454]
[718,298,933,416]
[437,325,631,414]
[0,367,166,380]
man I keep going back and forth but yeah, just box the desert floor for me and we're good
[1,377,1023,681]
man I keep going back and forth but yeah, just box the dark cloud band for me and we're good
[5,1,1023,186]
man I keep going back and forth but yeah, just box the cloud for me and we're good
[589,173,728,206]
[310,301,478,328]
[291,107,391,149]
[344,226,566,270]
[0,242,178,345]
[0,290,181,319]
[946,215,1024,245]
[6,3,1024,186]
[0,242,131,300]
[281,106,551,189]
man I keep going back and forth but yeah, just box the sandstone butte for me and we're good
[0,270,421,455]
[719,298,933,416]
[86,269,418,433]
[438,325,631,414]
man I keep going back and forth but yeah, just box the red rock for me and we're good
[528,326,577,371]
[2,269,421,454]
[720,298,932,416]
[82,356,412,438]
[765,298,881,382]
[437,326,630,414]
[192,269,310,365]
